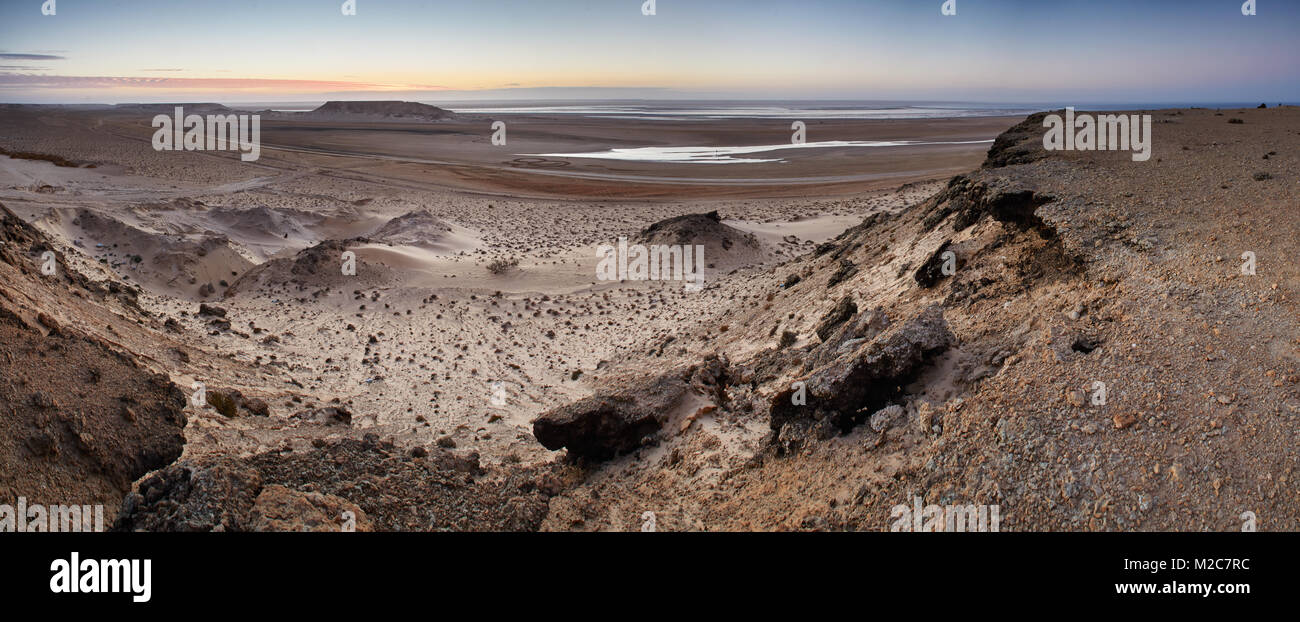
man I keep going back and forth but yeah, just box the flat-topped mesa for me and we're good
[306,100,454,121]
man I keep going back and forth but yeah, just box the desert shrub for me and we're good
[486,257,519,275]
[206,391,238,418]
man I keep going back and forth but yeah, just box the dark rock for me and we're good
[36,312,59,335]
[914,240,955,288]
[983,111,1051,168]
[533,365,714,460]
[116,463,263,532]
[771,305,953,434]
[244,398,270,417]
[806,305,891,370]
[206,389,240,418]
[29,391,57,409]
[197,304,227,317]
[113,437,548,532]
[815,296,858,341]
[826,259,857,288]
[290,406,352,426]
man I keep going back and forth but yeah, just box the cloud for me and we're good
[0,75,407,92]
[141,68,185,72]
[0,53,66,61]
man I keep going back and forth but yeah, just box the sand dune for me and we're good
[43,207,254,298]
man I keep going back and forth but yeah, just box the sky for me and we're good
[0,0,1297,105]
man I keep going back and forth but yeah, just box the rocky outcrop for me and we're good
[913,240,954,288]
[0,202,188,518]
[636,211,765,270]
[533,355,731,460]
[1,203,142,309]
[805,305,891,371]
[290,406,352,426]
[117,463,262,532]
[249,485,373,532]
[771,305,954,435]
[920,175,1056,235]
[982,111,1051,168]
[289,239,366,277]
[115,437,557,532]
[815,296,857,341]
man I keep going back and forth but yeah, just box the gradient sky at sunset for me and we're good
[1,0,1296,104]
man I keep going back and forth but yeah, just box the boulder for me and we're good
[533,355,732,460]
[771,305,953,433]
